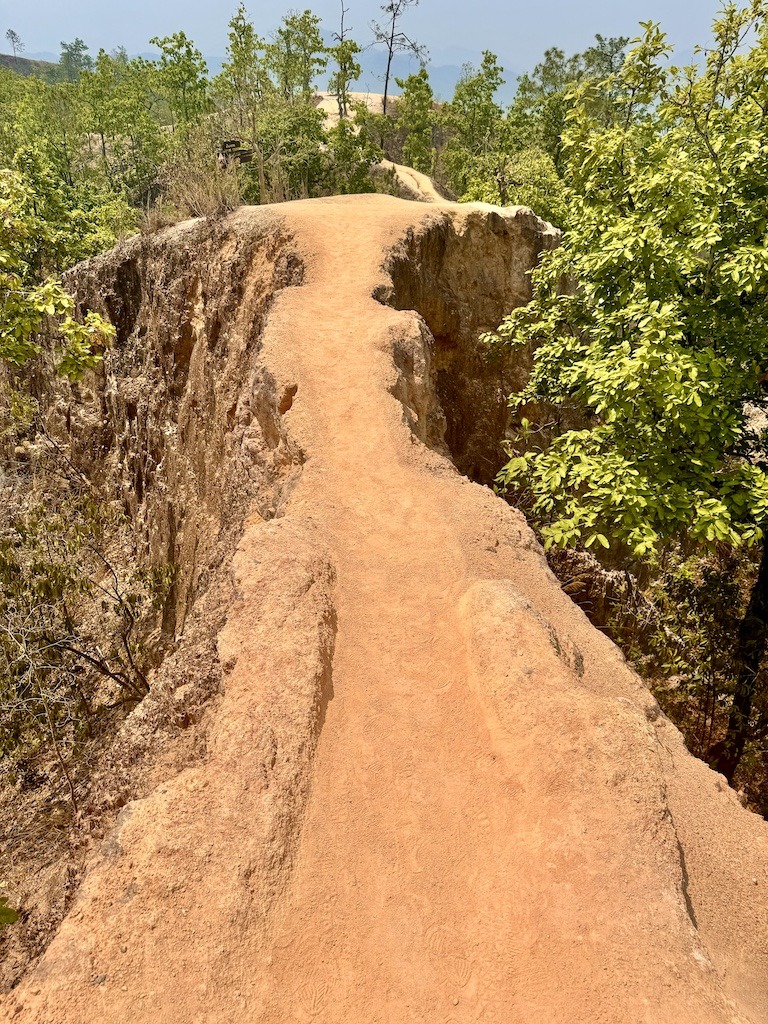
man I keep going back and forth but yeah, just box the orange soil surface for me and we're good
[2,195,767,1024]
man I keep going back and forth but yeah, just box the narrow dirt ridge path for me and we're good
[3,195,768,1024]
[256,196,768,1024]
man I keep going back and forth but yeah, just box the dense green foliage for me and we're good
[461,146,567,227]
[395,68,435,174]
[511,35,629,173]
[1,166,114,375]
[440,51,506,196]
[490,1,768,794]
[426,37,628,218]
[0,7,381,224]
[631,554,756,758]
[494,6,768,558]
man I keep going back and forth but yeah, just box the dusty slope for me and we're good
[315,91,386,126]
[2,194,768,1024]
[372,159,457,203]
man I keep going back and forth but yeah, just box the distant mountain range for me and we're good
[10,40,696,104]
[352,47,520,102]
[14,46,513,102]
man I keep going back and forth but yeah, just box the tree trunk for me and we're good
[712,542,768,782]
[383,49,393,117]
[257,148,267,205]
[382,15,396,117]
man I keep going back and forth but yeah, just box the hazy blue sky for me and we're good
[0,0,725,77]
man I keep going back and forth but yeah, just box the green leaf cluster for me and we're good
[394,68,435,175]
[0,898,18,931]
[461,146,568,226]
[0,168,114,376]
[492,3,768,559]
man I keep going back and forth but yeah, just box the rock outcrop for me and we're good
[1,195,767,1024]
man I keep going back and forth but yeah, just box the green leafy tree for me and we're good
[328,38,362,118]
[2,55,161,208]
[80,49,124,187]
[215,4,271,133]
[243,100,327,202]
[328,3,362,119]
[59,38,94,82]
[3,73,88,187]
[5,29,23,63]
[510,48,578,171]
[641,554,750,757]
[99,54,168,203]
[509,35,628,172]
[348,96,398,158]
[491,4,768,781]
[0,169,141,815]
[441,51,505,195]
[462,146,567,225]
[325,115,381,193]
[1,167,115,374]
[150,31,208,128]
[266,9,328,103]
[394,67,434,174]
[0,67,35,162]
[11,146,135,272]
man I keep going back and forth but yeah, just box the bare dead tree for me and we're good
[330,0,358,118]
[336,0,351,45]
[370,0,428,116]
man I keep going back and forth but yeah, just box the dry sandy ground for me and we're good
[2,195,767,1024]
[315,91,386,127]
